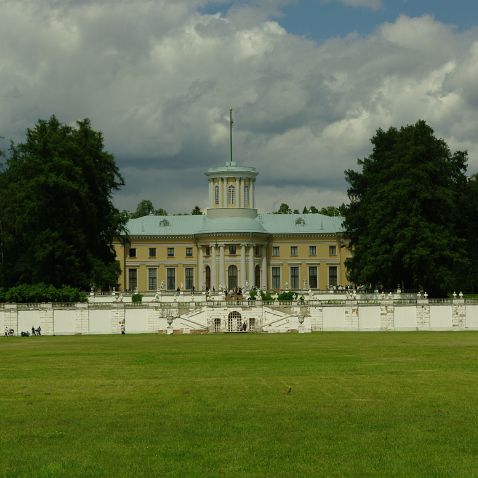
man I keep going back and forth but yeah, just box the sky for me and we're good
[1,0,478,214]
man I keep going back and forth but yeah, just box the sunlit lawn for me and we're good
[1,332,478,478]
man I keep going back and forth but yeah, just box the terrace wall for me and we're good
[1,298,478,336]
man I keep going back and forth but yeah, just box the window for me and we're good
[215,185,219,205]
[167,247,174,257]
[129,248,136,258]
[228,311,242,332]
[149,247,156,257]
[244,185,249,205]
[186,247,193,257]
[272,246,280,257]
[290,246,298,257]
[255,265,261,288]
[309,266,318,289]
[229,245,236,255]
[128,268,137,291]
[309,246,316,256]
[167,268,176,290]
[255,245,261,257]
[214,318,221,333]
[329,266,338,287]
[272,267,281,289]
[228,265,238,290]
[249,318,255,332]
[228,185,235,205]
[205,246,210,256]
[290,266,299,289]
[205,265,211,290]
[148,268,157,291]
[185,268,194,290]
[329,245,337,256]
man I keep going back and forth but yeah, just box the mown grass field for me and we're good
[1,332,478,478]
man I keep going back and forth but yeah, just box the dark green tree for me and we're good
[130,200,167,218]
[0,116,126,289]
[191,205,202,215]
[309,206,319,213]
[461,174,478,292]
[319,206,341,217]
[302,206,309,214]
[343,120,469,297]
[276,203,291,214]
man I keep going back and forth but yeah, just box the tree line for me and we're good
[274,203,345,216]
[127,200,202,218]
[1,116,477,296]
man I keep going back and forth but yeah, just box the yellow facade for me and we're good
[114,159,350,292]
[113,234,350,293]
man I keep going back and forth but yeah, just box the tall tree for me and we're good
[462,174,478,292]
[0,116,126,289]
[130,200,167,218]
[343,120,469,297]
[276,203,291,214]
[319,206,341,217]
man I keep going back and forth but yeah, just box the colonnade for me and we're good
[197,243,267,291]
[208,177,255,208]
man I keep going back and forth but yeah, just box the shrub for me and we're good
[132,293,143,304]
[0,284,87,303]
[278,291,295,301]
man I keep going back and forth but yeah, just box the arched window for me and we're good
[228,185,235,205]
[205,266,211,290]
[228,265,238,290]
[255,265,261,288]
[214,185,219,205]
[214,318,221,333]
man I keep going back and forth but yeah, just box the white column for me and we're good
[261,245,267,289]
[248,244,255,288]
[241,243,246,289]
[219,244,225,290]
[252,180,255,208]
[210,244,217,290]
[198,245,204,290]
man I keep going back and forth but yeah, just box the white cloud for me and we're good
[0,1,477,213]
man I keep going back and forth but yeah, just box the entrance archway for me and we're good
[228,311,241,332]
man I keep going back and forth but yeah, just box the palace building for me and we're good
[114,110,350,293]
[114,158,351,293]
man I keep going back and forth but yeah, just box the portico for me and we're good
[196,241,267,291]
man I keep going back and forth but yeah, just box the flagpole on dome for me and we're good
[229,107,234,166]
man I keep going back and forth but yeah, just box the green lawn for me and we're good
[1,332,478,478]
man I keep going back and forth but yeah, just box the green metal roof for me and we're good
[125,213,344,236]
